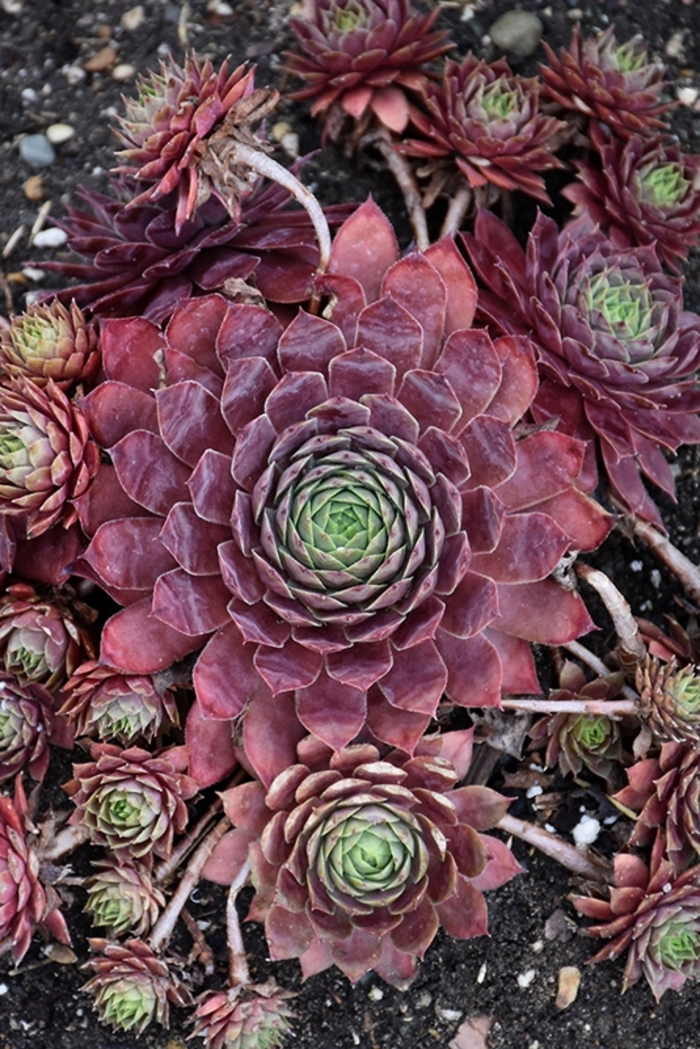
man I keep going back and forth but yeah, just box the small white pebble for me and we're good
[630,559,643,571]
[0,982,8,995]
[677,86,699,106]
[61,63,86,86]
[112,63,136,82]
[120,4,145,30]
[544,823,556,834]
[476,962,487,983]
[46,122,75,145]
[665,30,686,59]
[32,228,68,248]
[530,940,544,954]
[207,0,234,12]
[572,815,601,846]
[436,1006,463,1022]
[20,86,38,104]
[526,785,543,799]
[650,569,662,589]
[22,267,46,281]
[517,969,537,988]
[368,986,384,1001]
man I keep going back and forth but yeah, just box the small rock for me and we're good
[572,814,600,846]
[23,175,45,201]
[367,986,384,1001]
[121,4,145,30]
[46,122,76,145]
[19,134,56,168]
[555,966,581,1010]
[20,86,38,105]
[207,0,235,13]
[488,10,543,57]
[665,30,686,60]
[677,86,699,107]
[43,943,78,964]
[567,8,583,19]
[517,969,536,988]
[83,46,118,73]
[112,63,136,81]
[33,228,68,248]
[62,64,86,86]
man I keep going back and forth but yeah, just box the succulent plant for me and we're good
[205,730,522,987]
[84,858,165,937]
[284,0,453,135]
[0,582,94,692]
[114,53,262,234]
[398,54,565,204]
[529,661,624,782]
[0,675,57,782]
[0,299,100,391]
[462,209,700,527]
[0,777,71,961]
[64,743,197,860]
[614,741,700,871]
[637,655,700,745]
[563,128,700,274]
[38,176,353,325]
[190,982,296,1049]
[573,842,700,1000]
[60,660,178,744]
[539,26,673,140]
[0,376,100,539]
[82,937,191,1033]
[73,199,610,771]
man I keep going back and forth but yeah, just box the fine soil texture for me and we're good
[1,1,700,1048]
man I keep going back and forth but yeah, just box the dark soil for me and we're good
[2,1,700,1047]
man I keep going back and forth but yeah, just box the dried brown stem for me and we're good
[562,640,639,702]
[630,516,700,604]
[154,796,223,884]
[149,816,230,952]
[501,696,637,716]
[575,562,646,673]
[440,184,472,237]
[226,858,252,987]
[366,128,429,250]
[181,906,215,975]
[498,812,610,881]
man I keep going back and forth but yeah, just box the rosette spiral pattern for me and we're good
[398,54,565,203]
[573,844,700,1000]
[463,210,700,526]
[0,299,99,391]
[205,731,522,986]
[539,26,672,140]
[60,660,178,745]
[284,0,453,134]
[0,377,99,539]
[190,983,295,1049]
[563,129,700,274]
[75,200,609,770]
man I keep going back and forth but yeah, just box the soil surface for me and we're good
[2,0,700,1048]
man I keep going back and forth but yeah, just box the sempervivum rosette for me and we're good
[284,0,453,135]
[0,676,59,783]
[75,199,610,770]
[114,54,258,233]
[573,841,700,1000]
[84,859,165,938]
[0,376,99,539]
[82,938,191,1033]
[614,742,700,872]
[0,582,94,692]
[60,660,178,745]
[539,25,672,140]
[398,54,565,204]
[463,210,700,527]
[0,778,71,961]
[39,174,353,324]
[0,299,99,391]
[637,656,700,745]
[204,731,522,986]
[190,983,296,1049]
[64,743,197,861]
[528,662,624,784]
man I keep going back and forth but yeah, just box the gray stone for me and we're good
[488,10,544,57]
[18,133,56,168]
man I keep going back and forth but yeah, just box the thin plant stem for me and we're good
[366,128,430,250]
[181,906,215,975]
[630,516,700,604]
[501,696,637,716]
[498,812,610,881]
[149,817,230,952]
[576,562,646,672]
[440,184,472,237]
[38,824,90,862]
[226,859,252,986]
[154,796,223,884]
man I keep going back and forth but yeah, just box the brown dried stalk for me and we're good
[498,813,610,881]
[630,516,700,604]
[576,562,646,675]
